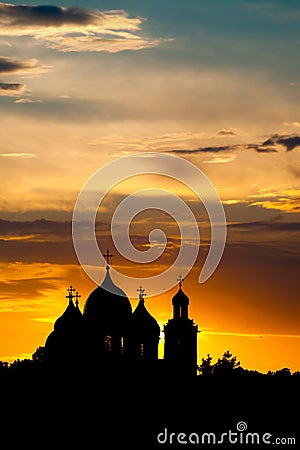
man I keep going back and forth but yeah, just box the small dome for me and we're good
[172,286,189,307]
[131,299,160,338]
[54,299,83,334]
[44,287,84,361]
[83,267,132,335]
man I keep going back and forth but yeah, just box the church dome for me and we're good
[45,286,84,361]
[54,297,83,334]
[83,266,132,335]
[131,297,160,338]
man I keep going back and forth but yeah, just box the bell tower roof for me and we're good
[172,276,189,307]
[170,277,189,320]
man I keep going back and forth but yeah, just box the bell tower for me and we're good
[163,277,198,376]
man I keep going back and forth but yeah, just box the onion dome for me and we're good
[83,265,132,335]
[45,286,84,361]
[131,287,160,339]
[54,287,83,334]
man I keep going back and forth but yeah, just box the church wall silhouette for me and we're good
[44,256,199,377]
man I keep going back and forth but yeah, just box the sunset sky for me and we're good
[1,0,300,373]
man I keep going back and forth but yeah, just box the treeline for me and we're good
[197,350,300,378]
[0,348,298,449]
[0,347,299,380]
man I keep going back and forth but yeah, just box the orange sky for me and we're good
[0,0,300,373]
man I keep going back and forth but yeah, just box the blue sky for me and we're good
[1,0,299,120]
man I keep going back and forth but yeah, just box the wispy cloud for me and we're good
[0,3,163,53]
[30,316,57,324]
[14,98,42,104]
[203,154,236,164]
[249,188,300,213]
[0,276,62,306]
[216,128,237,137]
[283,122,300,128]
[0,152,35,157]
[250,199,300,213]
[89,132,209,152]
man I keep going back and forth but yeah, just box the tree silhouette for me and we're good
[214,350,240,375]
[198,350,241,376]
[198,353,213,375]
[267,367,291,377]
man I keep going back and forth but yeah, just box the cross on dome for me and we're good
[137,286,146,301]
[75,291,81,307]
[66,285,76,302]
[103,249,113,267]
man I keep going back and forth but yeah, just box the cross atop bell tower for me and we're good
[177,275,184,289]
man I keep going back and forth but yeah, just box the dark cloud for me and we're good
[0,218,181,265]
[216,129,237,136]
[0,82,24,91]
[245,144,278,153]
[170,145,236,155]
[170,143,277,155]
[0,56,43,74]
[262,134,300,151]
[0,219,71,238]
[229,220,300,232]
[169,134,300,155]
[0,3,102,27]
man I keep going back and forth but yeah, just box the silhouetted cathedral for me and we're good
[44,254,198,376]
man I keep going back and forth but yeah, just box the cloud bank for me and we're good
[0,3,161,52]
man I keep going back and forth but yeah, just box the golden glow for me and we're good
[0,258,299,373]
